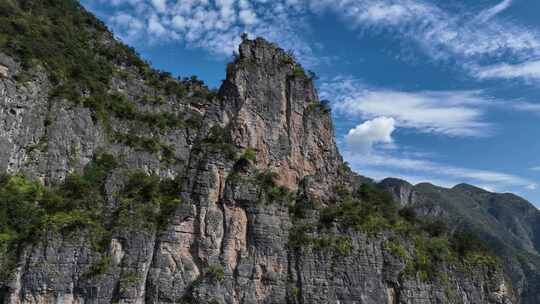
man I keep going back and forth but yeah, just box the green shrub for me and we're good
[384,239,408,259]
[288,224,315,249]
[85,255,111,278]
[206,264,225,282]
[115,171,182,231]
[292,65,306,78]
[312,235,353,255]
[240,148,257,162]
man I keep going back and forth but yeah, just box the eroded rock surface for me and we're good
[0,12,515,304]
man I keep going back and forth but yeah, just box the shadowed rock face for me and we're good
[0,3,517,304]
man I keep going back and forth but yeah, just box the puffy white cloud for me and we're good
[345,117,395,153]
[239,9,257,25]
[94,0,317,67]
[171,15,186,29]
[148,14,168,37]
[151,0,167,13]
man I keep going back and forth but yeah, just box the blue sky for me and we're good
[81,0,540,206]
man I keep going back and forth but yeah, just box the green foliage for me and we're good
[0,174,45,243]
[292,287,300,298]
[288,224,352,255]
[319,183,398,234]
[113,133,178,163]
[239,148,257,163]
[292,65,307,78]
[115,171,182,231]
[288,223,315,249]
[450,231,490,257]
[307,100,331,114]
[384,238,408,259]
[315,182,499,281]
[0,0,204,139]
[108,93,186,130]
[85,255,111,278]
[119,271,140,293]
[205,264,225,282]
[0,0,116,97]
[312,235,353,255]
[255,170,294,204]
[199,126,237,159]
[407,236,454,281]
[0,153,182,280]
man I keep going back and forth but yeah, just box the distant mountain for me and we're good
[381,178,540,304]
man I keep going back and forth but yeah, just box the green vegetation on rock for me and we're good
[0,153,182,281]
[205,264,225,283]
[288,181,499,281]
[115,171,182,231]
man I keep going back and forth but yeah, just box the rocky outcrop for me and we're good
[0,3,517,303]
[218,38,342,196]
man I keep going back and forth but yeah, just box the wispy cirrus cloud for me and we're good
[322,76,494,137]
[343,150,538,192]
[473,60,540,82]
[475,0,513,23]
[311,0,540,61]
[311,0,540,82]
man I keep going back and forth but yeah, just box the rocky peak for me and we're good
[219,38,342,191]
[379,177,415,206]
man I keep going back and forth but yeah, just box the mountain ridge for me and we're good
[380,177,540,303]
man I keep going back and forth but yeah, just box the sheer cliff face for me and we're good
[0,7,514,303]
[220,38,342,193]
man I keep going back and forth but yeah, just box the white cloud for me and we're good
[345,117,395,153]
[511,101,540,113]
[151,0,167,13]
[311,0,540,82]
[526,184,538,190]
[171,15,186,29]
[476,0,513,23]
[530,166,540,171]
[311,0,540,61]
[473,60,540,81]
[84,0,540,82]
[85,0,318,66]
[148,14,168,37]
[323,77,493,137]
[239,9,257,25]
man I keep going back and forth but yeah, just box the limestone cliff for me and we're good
[0,1,516,303]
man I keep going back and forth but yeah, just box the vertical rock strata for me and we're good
[0,33,514,304]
